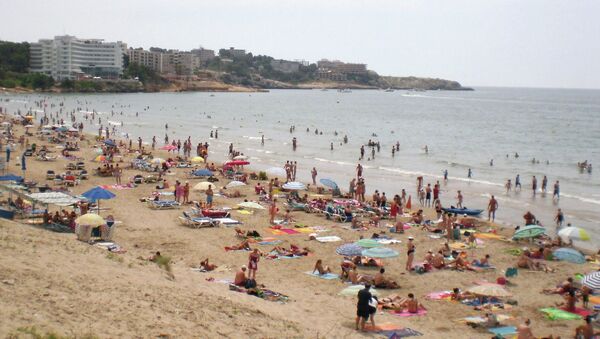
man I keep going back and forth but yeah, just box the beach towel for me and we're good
[488,326,517,337]
[589,295,600,305]
[391,309,427,317]
[474,233,505,240]
[365,323,403,331]
[382,328,424,338]
[304,271,339,280]
[425,291,453,300]
[377,239,402,245]
[560,307,593,317]
[316,236,342,243]
[460,315,513,324]
[258,240,283,245]
[296,227,317,234]
[270,228,301,235]
[214,218,241,225]
[539,307,582,320]
[237,210,253,215]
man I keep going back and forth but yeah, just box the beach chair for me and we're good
[46,170,56,180]
[147,200,181,210]
[78,170,89,180]
[178,214,216,228]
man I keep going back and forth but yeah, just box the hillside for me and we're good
[379,76,473,90]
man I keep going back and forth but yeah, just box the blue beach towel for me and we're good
[488,326,517,337]
[304,271,339,280]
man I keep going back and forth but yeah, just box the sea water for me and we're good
[2,87,599,249]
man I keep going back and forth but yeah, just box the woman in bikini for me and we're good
[406,237,416,271]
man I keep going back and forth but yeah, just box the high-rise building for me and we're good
[30,35,126,80]
[127,48,163,72]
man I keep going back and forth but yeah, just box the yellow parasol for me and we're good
[75,213,106,227]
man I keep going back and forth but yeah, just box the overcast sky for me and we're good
[2,0,599,89]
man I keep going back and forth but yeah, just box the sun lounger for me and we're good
[178,216,216,228]
[213,217,242,226]
[147,200,181,210]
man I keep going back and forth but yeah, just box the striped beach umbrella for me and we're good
[558,227,591,242]
[226,180,246,188]
[355,239,383,248]
[582,272,600,290]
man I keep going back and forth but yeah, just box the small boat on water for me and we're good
[384,88,394,92]
[442,207,483,216]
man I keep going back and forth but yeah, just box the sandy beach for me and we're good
[0,117,597,339]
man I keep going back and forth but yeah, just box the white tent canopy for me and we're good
[27,192,82,206]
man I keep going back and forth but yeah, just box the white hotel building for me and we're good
[30,35,127,80]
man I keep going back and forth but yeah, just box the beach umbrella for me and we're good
[226,180,246,188]
[266,167,286,177]
[237,201,265,210]
[104,139,116,147]
[512,225,546,240]
[339,285,380,297]
[467,284,511,297]
[193,182,213,191]
[581,272,600,290]
[191,156,204,164]
[225,160,250,166]
[82,186,116,203]
[160,145,177,151]
[192,169,213,177]
[233,155,248,160]
[361,247,399,258]
[151,158,165,165]
[75,213,106,227]
[94,155,106,162]
[558,227,591,242]
[553,248,585,264]
[282,181,306,190]
[355,239,383,248]
[336,243,364,256]
[320,178,338,189]
[0,174,23,182]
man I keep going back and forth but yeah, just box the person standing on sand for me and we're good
[487,195,498,221]
[206,184,214,208]
[356,163,363,178]
[355,284,372,331]
[248,248,260,280]
[292,161,297,181]
[269,198,278,224]
[349,178,356,199]
[311,167,317,185]
[152,136,156,150]
[416,176,423,193]
[406,237,416,271]
[183,182,190,204]
[457,190,463,208]
[425,184,432,207]
[554,208,564,228]
[114,164,122,185]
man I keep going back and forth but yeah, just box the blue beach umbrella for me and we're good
[104,139,116,147]
[192,169,213,177]
[361,247,399,258]
[553,248,585,264]
[320,178,338,189]
[336,243,364,256]
[512,225,546,240]
[81,186,116,212]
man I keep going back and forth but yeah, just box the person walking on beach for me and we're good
[553,180,560,200]
[183,182,190,204]
[269,199,278,224]
[457,190,463,208]
[311,167,317,185]
[425,184,432,207]
[356,163,363,178]
[206,184,214,208]
[487,195,498,222]
[515,174,521,190]
[349,178,356,199]
[355,284,372,331]
[554,208,564,228]
[114,164,122,185]
[532,176,537,196]
[292,161,297,181]
[541,175,548,193]
[505,179,512,193]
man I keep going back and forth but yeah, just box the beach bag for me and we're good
[245,279,257,289]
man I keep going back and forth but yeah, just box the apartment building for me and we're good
[127,48,163,72]
[30,35,126,80]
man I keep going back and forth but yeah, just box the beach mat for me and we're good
[258,240,283,245]
[391,309,427,317]
[364,323,402,331]
[488,326,517,336]
[425,291,452,300]
[383,328,423,338]
[539,307,582,320]
[304,271,339,280]
[560,307,593,317]
[474,233,504,240]
[589,295,600,305]
[316,236,342,243]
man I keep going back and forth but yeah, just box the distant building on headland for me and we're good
[128,48,163,72]
[191,48,216,63]
[30,35,127,80]
[220,47,246,58]
[270,59,301,73]
[316,59,367,80]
